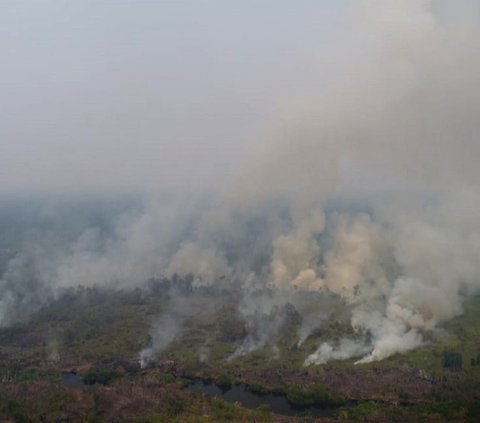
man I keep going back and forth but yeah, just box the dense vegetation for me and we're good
[285,383,342,408]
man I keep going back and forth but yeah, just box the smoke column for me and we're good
[162,0,480,364]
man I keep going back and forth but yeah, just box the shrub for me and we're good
[157,373,176,384]
[398,389,411,402]
[470,354,480,366]
[1,399,31,423]
[442,350,463,371]
[164,395,185,416]
[467,400,480,422]
[210,398,239,420]
[248,382,268,395]
[412,401,464,420]
[286,383,339,407]
[215,374,232,391]
[256,403,272,413]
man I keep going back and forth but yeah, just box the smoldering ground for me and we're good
[1,0,480,366]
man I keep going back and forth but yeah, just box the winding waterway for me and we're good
[189,379,350,417]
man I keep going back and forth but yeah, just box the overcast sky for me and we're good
[0,1,345,194]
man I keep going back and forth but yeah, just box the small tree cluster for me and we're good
[442,350,463,371]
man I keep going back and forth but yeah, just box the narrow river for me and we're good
[189,379,351,417]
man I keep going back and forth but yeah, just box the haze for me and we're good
[1,0,344,194]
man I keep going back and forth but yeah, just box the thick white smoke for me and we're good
[168,0,480,364]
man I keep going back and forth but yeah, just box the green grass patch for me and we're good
[285,383,343,407]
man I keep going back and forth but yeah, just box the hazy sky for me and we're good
[0,1,345,194]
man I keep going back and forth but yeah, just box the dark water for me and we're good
[59,372,349,417]
[60,372,83,387]
[189,380,345,417]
